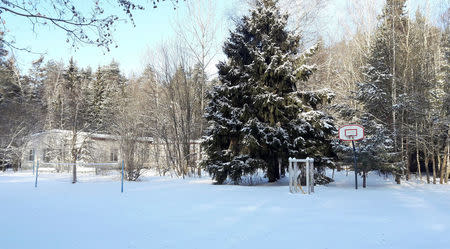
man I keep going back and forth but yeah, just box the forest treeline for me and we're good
[312,1,449,186]
[0,0,448,185]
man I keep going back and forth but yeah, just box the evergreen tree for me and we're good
[41,60,66,130]
[89,66,108,130]
[358,0,408,129]
[63,58,84,127]
[0,36,21,169]
[0,36,46,170]
[0,35,19,104]
[202,0,336,184]
[356,0,408,182]
[87,61,126,132]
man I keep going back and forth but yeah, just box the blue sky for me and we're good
[3,0,447,76]
[4,0,238,76]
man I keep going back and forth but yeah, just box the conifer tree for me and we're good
[356,0,408,183]
[63,58,84,183]
[88,61,126,132]
[0,35,19,104]
[202,0,336,184]
[89,67,106,129]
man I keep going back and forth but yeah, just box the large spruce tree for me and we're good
[202,0,336,184]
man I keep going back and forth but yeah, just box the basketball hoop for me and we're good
[338,124,364,190]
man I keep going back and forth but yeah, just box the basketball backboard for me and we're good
[339,125,364,141]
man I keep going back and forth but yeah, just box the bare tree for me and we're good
[0,0,183,52]
[144,40,203,177]
[112,75,155,181]
[172,0,222,175]
[279,0,328,47]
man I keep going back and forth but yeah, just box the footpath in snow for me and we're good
[1,170,450,249]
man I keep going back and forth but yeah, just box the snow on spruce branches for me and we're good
[202,0,336,184]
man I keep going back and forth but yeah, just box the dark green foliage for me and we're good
[0,35,45,170]
[334,113,398,178]
[202,0,336,184]
[354,0,409,178]
[357,0,408,127]
[0,35,19,104]
[87,61,126,132]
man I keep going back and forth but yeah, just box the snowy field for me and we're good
[1,170,450,249]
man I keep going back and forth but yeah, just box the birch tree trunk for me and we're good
[71,131,78,184]
[424,153,430,184]
[416,123,422,181]
[404,136,410,181]
[391,6,397,151]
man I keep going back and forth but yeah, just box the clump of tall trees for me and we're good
[0,35,44,171]
[0,0,217,181]
[314,0,449,186]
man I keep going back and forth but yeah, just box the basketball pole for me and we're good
[34,159,39,188]
[121,160,124,193]
[352,140,358,190]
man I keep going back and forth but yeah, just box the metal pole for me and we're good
[121,160,124,193]
[288,159,292,193]
[32,149,35,175]
[310,158,315,193]
[352,140,358,190]
[35,160,39,188]
[306,158,310,194]
[294,161,298,193]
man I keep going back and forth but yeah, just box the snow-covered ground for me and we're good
[1,170,450,249]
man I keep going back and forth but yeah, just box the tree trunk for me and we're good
[197,147,202,178]
[439,152,444,184]
[199,80,205,178]
[362,170,367,188]
[405,138,410,181]
[401,134,407,180]
[72,155,77,184]
[416,147,422,182]
[395,174,401,184]
[432,152,437,184]
[424,155,430,184]
[445,143,449,184]
[71,131,78,184]
[267,153,279,182]
[416,126,422,182]
[278,157,282,179]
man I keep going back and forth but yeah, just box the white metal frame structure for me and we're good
[288,157,314,194]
